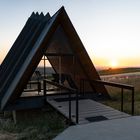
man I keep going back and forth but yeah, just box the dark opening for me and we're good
[86,116,108,122]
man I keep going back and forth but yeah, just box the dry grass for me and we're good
[0,105,68,140]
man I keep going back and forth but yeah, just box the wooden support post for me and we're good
[12,110,17,124]
[3,111,6,117]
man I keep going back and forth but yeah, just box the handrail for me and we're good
[44,79,77,92]
[91,80,134,90]
[81,79,135,115]
[24,81,41,94]
[43,79,79,124]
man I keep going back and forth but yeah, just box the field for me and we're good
[99,68,140,115]
[98,67,140,75]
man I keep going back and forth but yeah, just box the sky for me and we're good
[0,0,140,68]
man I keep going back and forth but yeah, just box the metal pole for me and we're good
[43,80,47,102]
[132,88,134,115]
[83,80,85,95]
[38,81,41,93]
[76,90,79,124]
[121,88,124,112]
[43,55,46,79]
[29,82,32,89]
[68,92,71,124]
[59,56,62,84]
[80,80,82,94]
[73,56,75,80]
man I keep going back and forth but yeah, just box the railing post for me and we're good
[68,92,71,124]
[82,79,85,95]
[80,80,82,94]
[121,88,124,112]
[43,80,47,101]
[84,79,135,116]
[132,88,134,115]
[29,81,32,89]
[38,81,41,93]
[76,90,79,124]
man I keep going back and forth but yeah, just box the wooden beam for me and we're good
[45,52,74,56]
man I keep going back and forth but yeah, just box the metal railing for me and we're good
[81,79,135,115]
[24,81,41,94]
[43,79,79,124]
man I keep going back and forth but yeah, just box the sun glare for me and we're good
[110,60,118,68]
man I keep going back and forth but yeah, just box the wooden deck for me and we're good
[21,91,130,124]
[47,95,130,124]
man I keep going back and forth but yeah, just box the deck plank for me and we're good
[47,97,130,124]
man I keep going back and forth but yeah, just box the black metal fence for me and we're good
[43,79,79,124]
[81,79,135,115]
[24,81,41,94]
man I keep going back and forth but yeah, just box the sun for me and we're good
[109,60,118,68]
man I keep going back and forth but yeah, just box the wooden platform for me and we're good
[47,95,130,124]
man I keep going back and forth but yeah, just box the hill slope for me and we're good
[98,67,140,75]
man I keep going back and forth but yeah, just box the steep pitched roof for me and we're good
[0,7,109,110]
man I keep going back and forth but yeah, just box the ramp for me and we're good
[47,95,130,124]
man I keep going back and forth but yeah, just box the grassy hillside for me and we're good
[98,67,140,75]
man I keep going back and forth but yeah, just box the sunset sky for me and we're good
[0,0,140,68]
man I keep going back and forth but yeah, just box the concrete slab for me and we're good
[54,116,140,140]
